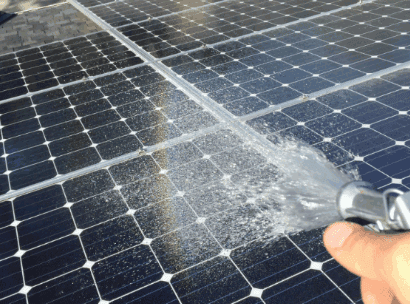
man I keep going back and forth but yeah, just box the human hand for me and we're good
[323,222,410,304]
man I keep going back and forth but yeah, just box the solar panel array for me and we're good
[1,0,410,302]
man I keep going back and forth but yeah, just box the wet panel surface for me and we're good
[0,63,217,193]
[0,125,368,303]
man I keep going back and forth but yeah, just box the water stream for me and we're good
[227,134,362,241]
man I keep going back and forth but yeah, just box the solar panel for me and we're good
[2,0,410,303]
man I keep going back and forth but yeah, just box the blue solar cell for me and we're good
[272,68,312,84]
[332,128,394,157]
[300,59,341,74]
[305,113,361,138]
[247,112,297,134]
[224,68,260,85]
[381,69,410,86]
[195,77,233,93]
[289,227,331,262]
[231,237,309,289]
[321,67,365,83]
[290,77,334,94]
[380,49,410,63]
[383,35,410,47]
[252,39,285,51]
[329,51,370,64]
[258,86,302,105]
[267,46,301,58]
[293,38,327,50]
[350,78,400,97]
[317,89,367,109]
[212,61,247,75]
[282,52,321,66]
[350,58,395,73]
[346,97,400,122]
[365,145,410,179]
[182,69,219,83]
[376,90,410,111]
[263,270,347,303]
[240,54,275,67]
[371,115,410,141]
[224,96,269,116]
[254,62,292,76]
[281,100,333,122]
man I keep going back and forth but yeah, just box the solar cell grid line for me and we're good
[0,128,360,303]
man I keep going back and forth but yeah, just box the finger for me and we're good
[361,276,395,304]
[323,222,409,281]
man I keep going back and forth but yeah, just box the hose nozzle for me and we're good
[336,181,410,233]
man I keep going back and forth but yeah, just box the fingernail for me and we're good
[325,223,355,249]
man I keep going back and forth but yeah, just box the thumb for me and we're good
[323,222,410,302]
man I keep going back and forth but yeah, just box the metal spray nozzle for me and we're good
[336,181,410,234]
